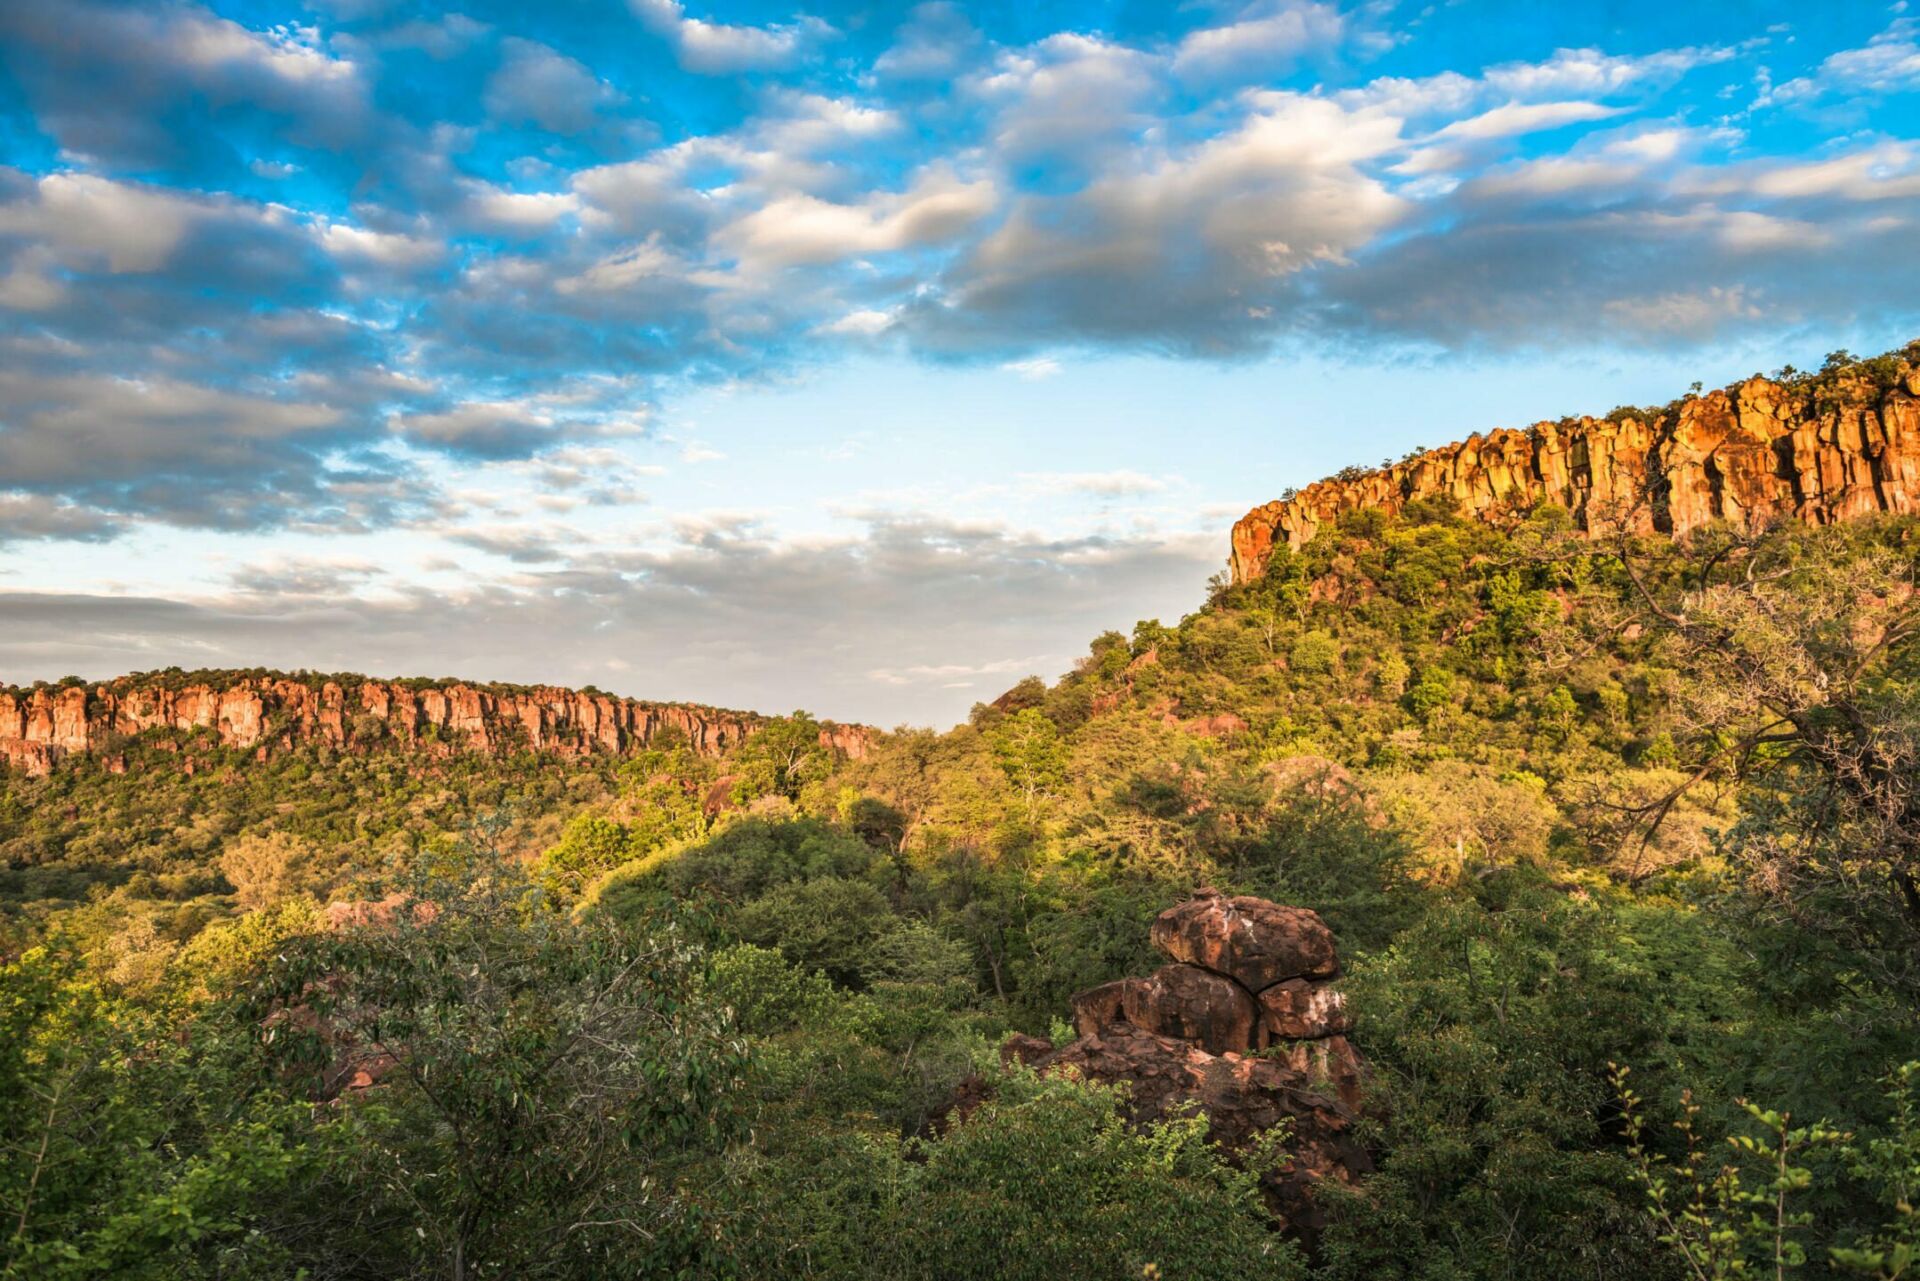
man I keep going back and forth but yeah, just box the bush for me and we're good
[876,1073,1304,1281]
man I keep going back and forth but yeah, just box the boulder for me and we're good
[1070,979,1130,1040]
[950,891,1372,1248]
[1151,889,1338,990]
[1258,977,1352,1041]
[1070,964,1258,1054]
[1262,1033,1366,1111]
[1036,1025,1370,1240]
[1000,1033,1055,1069]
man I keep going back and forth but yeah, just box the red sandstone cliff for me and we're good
[1230,350,1920,585]
[0,673,872,777]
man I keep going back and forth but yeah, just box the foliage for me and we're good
[244,827,748,1279]
[876,1072,1303,1280]
[1615,1067,1847,1280]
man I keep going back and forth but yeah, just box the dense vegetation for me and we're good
[9,484,1920,1276]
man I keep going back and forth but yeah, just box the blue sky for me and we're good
[1,0,1917,725]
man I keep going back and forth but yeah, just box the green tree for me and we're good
[732,714,833,804]
[877,1072,1304,1281]
[250,828,746,1279]
[986,709,1069,826]
[534,813,633,899]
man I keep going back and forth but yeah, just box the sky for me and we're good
[0,1,1918,727]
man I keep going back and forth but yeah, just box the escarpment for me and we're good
[1231,349,1920,584]
[0,672,873,776]
[947,889,1371,1242]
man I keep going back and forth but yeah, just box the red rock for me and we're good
[1261,755,1359,801]
[0,740,57,776]
[1182,712,1249,738]
[704,775,741,815]
[1263,1033,1367,1111]
[1071,979,1130,1040]
[1032,1025,1370,1240]
[324,894,438,931]
[0,673,878,776]
[1000,1033,1055,1069]
[1151,890,1338,990]
[1258,978,1352,1041]
[262,980,399,1101]
[1072,964,1260,1054]
[1230,362,1920,583]
[817,722,874,760]
[950,892,1374,1245]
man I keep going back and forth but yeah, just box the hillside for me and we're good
[1231,341,1920,583]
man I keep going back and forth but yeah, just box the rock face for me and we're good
[1259,977,1352,1040]
[985,890,1370,1240]
[1230,360,1920,584]
[1152,890,1340,991]
[1072,963,1257,1056]
[0,673,873,777]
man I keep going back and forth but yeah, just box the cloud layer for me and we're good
[0,514,1218,725]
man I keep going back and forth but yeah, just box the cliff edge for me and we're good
[1230,345,1920,585]
[0,671,871,777]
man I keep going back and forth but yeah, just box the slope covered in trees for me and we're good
[11,374,1920,1274]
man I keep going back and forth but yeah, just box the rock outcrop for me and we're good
[1152,893,1340,990]
[963,889,1370,1240]
[1072,962,1257,1056]
[0,672,873,777]
[1230,355,1920,584]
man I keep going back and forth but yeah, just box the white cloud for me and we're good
[1434,99,1625,141]
[714,169,997,274]
[912,91,1407,353]
[0,492,126,545]
[1711,209,1830,253]
[1467,156,1644,198]
[1482,44,1734,98]
[974,33,1161,167]
[821,308,897,336]
[1001,356,1061,379]
[868,653,1049,688]
[1761,18,1920,103]
[0,173,213,273]
[1743,145,1920,200]
[873,2,982,80]
[392,400,603,458]
[756,91,898,153]
[1173,1,1346,81]
[173,15,356,86]
[484,37,622,136]
[0,248,66,311]
[555,237,683,295]
[378,14,491,59]
[317,220,443,268]
[1020,470,1172,497]
[1599,284,1765,337]
[1601,126,1721,164]
[0,369,349,528]
[458,181,581,231]
[627,0,832,74]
